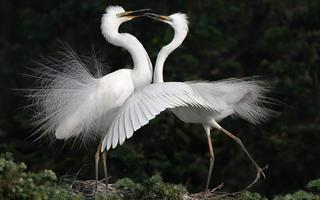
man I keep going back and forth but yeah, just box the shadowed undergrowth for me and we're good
[0,153,319,200]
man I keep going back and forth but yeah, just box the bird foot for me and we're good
[246,164,268,189]
[210,182,224,192]
[93,178,111,195]
[102,178,111,191]
[203,182,224,198]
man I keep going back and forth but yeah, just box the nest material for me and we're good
[184,191,240,200]
[71,179,114,198]
[183,183,240,200]
[67,179,241,200]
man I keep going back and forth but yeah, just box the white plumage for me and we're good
[29,49,111,142]
[28,6,155,190]
[29,6,154,143]
[176,79,274,126]
[102,77,274,151]
[102,82,215,150]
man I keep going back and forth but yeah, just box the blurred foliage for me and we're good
[0,152,84,200]
[1,153,319,200]
[113,175,187,200]
[306,179,320,192]
[0,0,319,198]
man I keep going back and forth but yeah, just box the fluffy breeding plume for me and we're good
[27,48,110,143]
[186,77,276,125]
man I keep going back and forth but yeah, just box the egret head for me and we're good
[101,6,150,40]
[145,12,189,36]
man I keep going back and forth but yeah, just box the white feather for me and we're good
[27,5,155,145]
[100,12,277,152]
[102,82,216,150]
[27,49,135,143]
[187,77,275,124]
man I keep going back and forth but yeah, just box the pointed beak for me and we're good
[144,13,173,22]
[117,8,151,19]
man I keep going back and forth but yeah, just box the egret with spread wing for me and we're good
[146,12,275,191]
[102,12,275,192]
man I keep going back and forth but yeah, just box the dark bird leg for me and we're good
[95,140,103,193]
[219,127,267,189]
[204,125,215,193]
[102,150,109,190]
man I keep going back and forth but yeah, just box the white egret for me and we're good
[30,6,153,190]
[103,12,275,192]
[147,12,275,191]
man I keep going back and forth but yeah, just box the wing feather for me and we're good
[107,115,117,150]
[138,102,153,124]
[119,109,130,145]
[127,105,136,137]
[145,95,163,115]
[133,102,144,128]
[101,82,215,151]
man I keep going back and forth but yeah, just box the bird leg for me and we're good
[219,127,267,189]
[204,126,215,193]
[94,140,103,193]
[102,150,109,190]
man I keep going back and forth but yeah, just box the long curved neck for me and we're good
[153,31,187,83]
[105,32,153,88]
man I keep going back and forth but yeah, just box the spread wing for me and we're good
[101,82,217,151]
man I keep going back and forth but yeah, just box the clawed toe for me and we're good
[246,164,268,189]
[203,182,224,198]
[260,164,268,179]
[211,182,224,192]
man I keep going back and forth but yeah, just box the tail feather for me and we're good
[189,77,278,124]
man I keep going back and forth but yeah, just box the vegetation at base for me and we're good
[1,152,319,200]
[0,152,84,200]
[113,175,187,200]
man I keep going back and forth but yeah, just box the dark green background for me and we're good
[0,0,319,198]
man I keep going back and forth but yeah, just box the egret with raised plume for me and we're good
[30,6,153,190]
